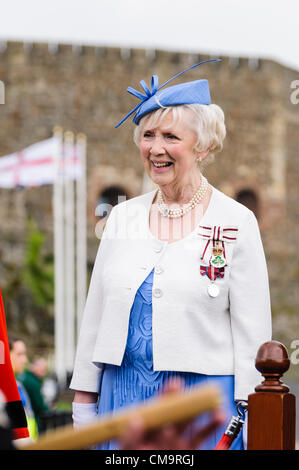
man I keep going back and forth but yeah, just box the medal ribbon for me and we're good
[200,265,225,281]
[198,225,238,261]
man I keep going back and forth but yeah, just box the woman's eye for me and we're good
[165,134,178,140]
[143,132,154,138]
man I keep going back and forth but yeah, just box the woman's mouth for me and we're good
[151,161,173,172]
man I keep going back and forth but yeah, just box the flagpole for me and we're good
[52,126,66,387]
[75,133,87,338]
[64,131,76,375]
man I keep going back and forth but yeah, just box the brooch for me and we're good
[198,225,238,297]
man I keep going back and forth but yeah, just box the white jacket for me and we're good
[70,186,272,400]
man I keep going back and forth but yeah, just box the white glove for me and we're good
[72,402,98,429]
[242,412,248,449]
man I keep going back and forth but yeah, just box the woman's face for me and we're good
[139,110,201,188]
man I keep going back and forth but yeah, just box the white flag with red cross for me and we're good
[0,138,82,188]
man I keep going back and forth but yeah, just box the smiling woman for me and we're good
[134,104,225,159]
[70,61,272,451]
[134,105,225,240]
[136,105,225,196]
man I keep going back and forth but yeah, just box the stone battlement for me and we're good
[0,39,269,72]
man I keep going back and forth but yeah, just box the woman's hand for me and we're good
[72,391,98,429]
[120,378,225,450]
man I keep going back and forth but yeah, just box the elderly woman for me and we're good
[70,61,272,450]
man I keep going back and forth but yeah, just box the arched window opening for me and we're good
[235,189,259,219]
[95,186,128,219]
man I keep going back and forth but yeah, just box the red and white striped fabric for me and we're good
[197,225,239,243]
[197,225,239,262]
[0,138,81,189]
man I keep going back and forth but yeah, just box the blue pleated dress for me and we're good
[96,268,244,450]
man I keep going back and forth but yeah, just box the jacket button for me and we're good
[155,266,163,274]
[153,288,163,298]
[154,246,162,253]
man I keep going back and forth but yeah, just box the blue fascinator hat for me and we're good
[115,59,220,128]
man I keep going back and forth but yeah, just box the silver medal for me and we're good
[208,283,219,298]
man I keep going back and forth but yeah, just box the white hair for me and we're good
[133,103,226,166]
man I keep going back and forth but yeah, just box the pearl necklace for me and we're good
[157,176,209,218]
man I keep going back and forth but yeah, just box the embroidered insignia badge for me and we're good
[210,240,227,268]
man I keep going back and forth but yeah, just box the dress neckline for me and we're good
[146,185,216,245]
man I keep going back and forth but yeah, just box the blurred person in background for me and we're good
[18,354,50,433]
[9,337,27,376]
[41,372,59,409]
[9,336,38,439]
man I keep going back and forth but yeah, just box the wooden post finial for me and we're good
[248,340,296,450]
[254,340,290,393]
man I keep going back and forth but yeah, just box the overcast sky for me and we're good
[1,0,299,71]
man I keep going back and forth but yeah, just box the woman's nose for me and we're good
[150,137,166,155]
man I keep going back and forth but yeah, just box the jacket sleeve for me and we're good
[69,209,116,393]
[229,209,272,401]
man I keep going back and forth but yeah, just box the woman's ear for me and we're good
[196,147,210,163]
[199,147,210,160]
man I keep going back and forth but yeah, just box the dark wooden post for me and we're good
[247,340,296,450]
